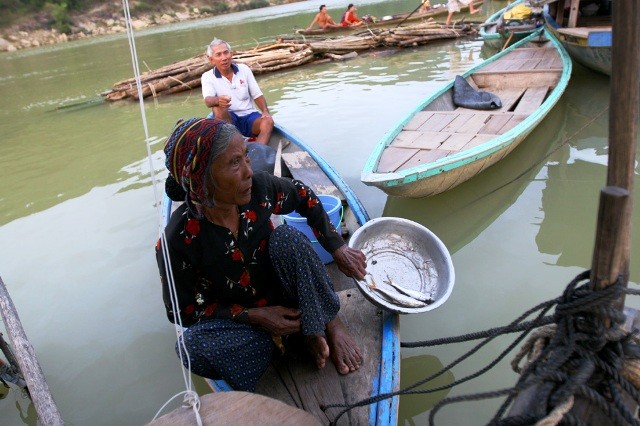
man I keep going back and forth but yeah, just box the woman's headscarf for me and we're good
[164,117,225,215]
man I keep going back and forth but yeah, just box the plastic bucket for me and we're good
[282,194,343,264]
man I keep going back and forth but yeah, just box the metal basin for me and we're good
[348,217,455,314]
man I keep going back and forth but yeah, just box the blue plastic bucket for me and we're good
[282,194,343,264]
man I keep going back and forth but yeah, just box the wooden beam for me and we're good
[567,0,580,28]
[0,276,63,425]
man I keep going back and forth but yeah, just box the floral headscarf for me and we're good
[164,117,226,215]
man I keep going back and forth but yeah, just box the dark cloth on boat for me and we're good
[176,224,340,391]
[453,75,502,110]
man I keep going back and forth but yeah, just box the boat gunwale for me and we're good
[361,27,572,190]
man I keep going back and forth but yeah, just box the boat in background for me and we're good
[296,0,483,36]
[161,123,400,425]
[480,0,543,50]
[361,28,572,198]
[543,0,611,76]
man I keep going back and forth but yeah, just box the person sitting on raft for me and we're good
[341,4,363,26]
[306,4,341,30]
[156,117,366,392]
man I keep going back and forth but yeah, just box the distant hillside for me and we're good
[0,0,276,30]
[0,0,296,51]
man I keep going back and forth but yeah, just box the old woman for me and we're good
[156,118,366,391]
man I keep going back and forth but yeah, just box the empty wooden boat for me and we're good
[161,123,400,425]
[361,28,571,198]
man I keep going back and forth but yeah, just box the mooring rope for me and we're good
[325,270,640,426]
[120,0,202,424]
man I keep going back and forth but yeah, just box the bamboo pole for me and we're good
[0,276,63,425]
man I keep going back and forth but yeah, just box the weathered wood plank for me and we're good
[404,111,434,130]
[399,149,451,170]
[478,114,513,134]
[409,132,450,149]
[498,114,528,134]
[149,391,321,425]
[377,146,419,173]
[418,112,459,132]
[439,133,476,151]
[514,87,548,114]
[390,130,423,147]
[282,149,341,200]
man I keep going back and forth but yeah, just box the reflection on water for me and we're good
[398,354,454,422]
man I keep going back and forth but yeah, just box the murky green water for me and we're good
[0,1,638,424]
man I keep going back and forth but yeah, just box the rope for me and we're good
[325,270,640,425]
[119,0,201,423]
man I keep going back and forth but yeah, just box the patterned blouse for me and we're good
[156,171,344,327]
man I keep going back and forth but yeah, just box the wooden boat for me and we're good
[360,27,571,198]
[161,123,400,425]
[480,0,542,50]
[543,0,611,76]
[296,0,483,36]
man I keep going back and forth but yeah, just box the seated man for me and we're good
[306,5,341,30]
[201,38,274,145]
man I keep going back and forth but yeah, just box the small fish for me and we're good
[385,275,434,304]
[367,276,427,308]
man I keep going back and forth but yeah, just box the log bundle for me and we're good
[101,21,476,102]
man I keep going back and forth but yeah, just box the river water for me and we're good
[0,0,638,424]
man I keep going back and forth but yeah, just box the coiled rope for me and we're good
[119,0,202,423]
[325,270,640,425]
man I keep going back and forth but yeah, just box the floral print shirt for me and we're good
[156,171,345,327]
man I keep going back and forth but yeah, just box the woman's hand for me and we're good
[332,245,367,281]
[247,306,301,336]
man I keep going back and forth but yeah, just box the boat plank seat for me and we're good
[557,26,611,39]
[254,290,384,425]
[281,149,342,201]
[472,71,561,90]
[513,86,549,114]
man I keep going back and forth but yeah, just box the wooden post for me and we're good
[589,0,640,297]
[0,276,63,425]
[567,0,579,28]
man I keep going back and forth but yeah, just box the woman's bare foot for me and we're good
[305,335,330,369]
[326,318,363,375]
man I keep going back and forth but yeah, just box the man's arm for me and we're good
[254,95,270,116]
[307,13,319,30]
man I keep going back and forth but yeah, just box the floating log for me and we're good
[101,22,478,102]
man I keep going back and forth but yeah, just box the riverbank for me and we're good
[0,0,297,52]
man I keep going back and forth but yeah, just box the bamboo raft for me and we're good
[101,21,477,102]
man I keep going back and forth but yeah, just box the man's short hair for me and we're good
[319,4,325,11]
[206,38,231,57]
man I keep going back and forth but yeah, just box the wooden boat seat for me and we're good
[281,149,343,201]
